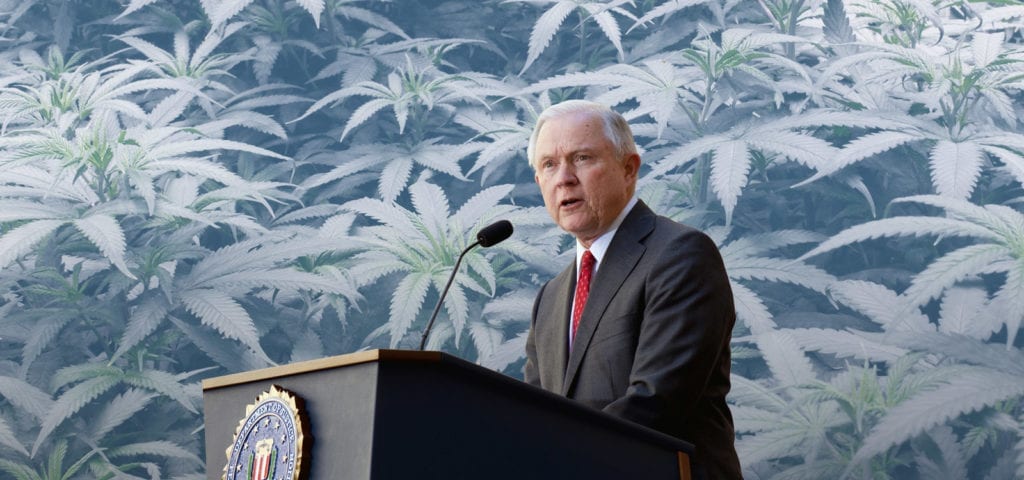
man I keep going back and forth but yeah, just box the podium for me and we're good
[202,349,693,479]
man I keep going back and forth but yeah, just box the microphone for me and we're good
[418,220,514,350]
[476,219,513,247]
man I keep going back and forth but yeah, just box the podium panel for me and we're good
[202,350,693,479]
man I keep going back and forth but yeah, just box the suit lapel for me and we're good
[546,265,574,389]
[540,264,573,386]
[562,201,655,395]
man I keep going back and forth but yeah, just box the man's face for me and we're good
[533,111,639,247]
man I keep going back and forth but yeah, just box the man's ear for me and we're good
[624,154,641,179]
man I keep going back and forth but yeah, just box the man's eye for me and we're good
[575,155,590,163]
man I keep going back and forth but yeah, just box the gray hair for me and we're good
[526,100,638,170]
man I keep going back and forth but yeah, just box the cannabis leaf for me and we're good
[519,59,702,137]
[326,0,409,38]
[796,111,1024,200]
[649,117,837,224]
[851,363,1024,473]
[510,0,637,74]
[712,227,834,334]
[300,139,482,204]
[296,0,325,28]
[199,0,255,27]
[630,0,712,32]
[171,235,360,361]
[294,58,492,141]
[343,180,523,348]
[802,195,1024,345]
[455,107,534,183]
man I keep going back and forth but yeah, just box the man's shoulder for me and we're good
[616,202,716,253]
[630,217,722,271]
[652,213,697,232]
[649,213,711,243]
[627,201,703,234]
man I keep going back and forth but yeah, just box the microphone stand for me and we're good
[418,241,479,350]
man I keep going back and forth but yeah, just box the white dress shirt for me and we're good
[569,195,639,349]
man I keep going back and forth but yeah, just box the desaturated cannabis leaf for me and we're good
[826,280,933,333]
[118,0,161,19]
[851,366,1024,472]
[712,227,834,334]
[200,0,255,27]
[0,2,1021,479]
[0,119,295,278]
[937,287,1002,340]
[822,0,856,47]
[343,180,522,348]
[0,439,96,480]
[121,23,248,80]
[519,59,702,137]
[649,117,838,224]
[171,235,361,361]
[630,0,712,32]
[0,376,53,422]
[732,374,848,468]
[473,289,536,370]
[803,195,1024,345]
[455,107,534,183]
[87,388,156,440]
[193,83,309,140]
[0,57,193,131]
[299,139,482,204]
[0,177,139,279]
[295,0,325,28]
[736,352,964,477]
[509,0,637,74]
[796,111,1024,200]
[847,0,945,48]
[786,327,909,363]
[802,23,1024,199]
[679,27,813,126]
[294,57,493,141]
[327,0,409,39]
[310,36,487,94]
[32,375,121,456]
[757,0,823,35]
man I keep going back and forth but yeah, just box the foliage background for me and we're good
[0,0,1023,478]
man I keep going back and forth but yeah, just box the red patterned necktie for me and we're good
[572,250,596,342]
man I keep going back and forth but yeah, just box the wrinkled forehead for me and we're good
[535,112,613,150]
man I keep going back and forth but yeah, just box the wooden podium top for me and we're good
[202,349,443,390]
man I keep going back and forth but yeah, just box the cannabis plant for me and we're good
[1,1,1022,479]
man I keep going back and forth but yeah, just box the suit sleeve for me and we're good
[602,229,734,429]
[522,281,547,387]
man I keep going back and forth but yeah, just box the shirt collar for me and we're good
[575,195,639,271]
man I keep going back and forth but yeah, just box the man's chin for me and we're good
[562,226,600,245]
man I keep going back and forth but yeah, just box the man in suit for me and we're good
[523,100,742,479]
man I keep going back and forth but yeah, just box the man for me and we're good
[523,100,742,479]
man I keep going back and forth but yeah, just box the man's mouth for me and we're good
[560,198,582,208]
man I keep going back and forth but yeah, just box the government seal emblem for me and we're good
[224,385,309,480]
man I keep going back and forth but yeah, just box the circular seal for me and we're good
[224,385,309,480]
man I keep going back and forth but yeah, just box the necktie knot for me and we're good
[572,250,596,343]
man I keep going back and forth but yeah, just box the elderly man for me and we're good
[523,100,741,479]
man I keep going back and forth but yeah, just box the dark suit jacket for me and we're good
[524,201,741,479]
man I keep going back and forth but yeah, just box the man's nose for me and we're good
[554,161,578,186]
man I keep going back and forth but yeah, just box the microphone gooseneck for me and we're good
[418,220,514,350]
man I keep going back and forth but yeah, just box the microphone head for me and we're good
[476,220,513,247]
